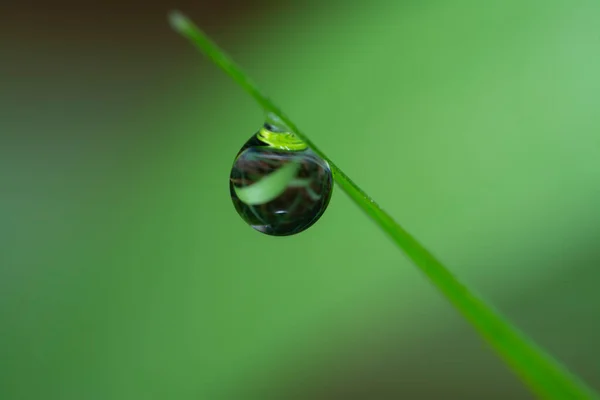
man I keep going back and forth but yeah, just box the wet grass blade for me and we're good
[168,10,599,399]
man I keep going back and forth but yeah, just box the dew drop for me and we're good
[230,122,333,236]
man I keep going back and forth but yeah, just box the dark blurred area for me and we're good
[4,0,283,35]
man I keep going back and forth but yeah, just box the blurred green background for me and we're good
[2,0,600,398]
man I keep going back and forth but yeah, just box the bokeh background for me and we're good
[2,0,600,398]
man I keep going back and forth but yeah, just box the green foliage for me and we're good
[168,10,599,399]
[234,160,300,205]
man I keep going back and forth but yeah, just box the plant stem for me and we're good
[168,10,599,399]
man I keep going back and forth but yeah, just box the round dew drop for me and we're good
[229,123,333,236]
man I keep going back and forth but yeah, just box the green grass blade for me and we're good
[168,10,599,399]
[233,160,301,205]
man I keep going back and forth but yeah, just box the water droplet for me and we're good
[230,122,333,236]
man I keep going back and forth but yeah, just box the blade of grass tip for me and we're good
[168,10,599,400]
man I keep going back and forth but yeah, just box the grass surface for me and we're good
[168,10,599,399]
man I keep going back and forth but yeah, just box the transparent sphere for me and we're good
[229,123,333,236]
